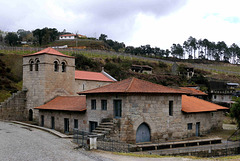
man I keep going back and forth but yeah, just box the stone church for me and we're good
[0,47,228,144]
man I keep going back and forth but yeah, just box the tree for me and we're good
[171,43,184,58]
[216,41,227,61]
[187,36,197,59]
[99,34,107,41]
[229,43,240,64]
[17,29,32,41]
[33,29,43,45]
[183,40,190,59]
[32,27,59,45]
[165,49,170,58]
[125,46,134,54]
[4,32,19,46]
[202,39,210,59]
[230,98,240,128]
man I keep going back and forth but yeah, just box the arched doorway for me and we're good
[29,109,33,121]
[136,123,151,143]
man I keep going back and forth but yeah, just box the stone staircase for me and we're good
[92,119,114,137]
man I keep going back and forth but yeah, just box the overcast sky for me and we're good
[1,0,240,49]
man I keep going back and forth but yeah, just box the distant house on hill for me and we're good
[131,64,153,74]
[59,34,86,40]
[208,81,238,107]
[171,62,194,79]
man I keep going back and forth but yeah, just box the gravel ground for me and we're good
[0,121,200,161]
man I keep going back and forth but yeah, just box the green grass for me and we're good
[196,64,240,74]
[214,155,240,160]
[112,152,201,159]
[49,39,105,48]
[0,49,37,55]
[0,90,11,102]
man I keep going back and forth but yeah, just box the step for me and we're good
[101,118,113,122]
[92,129,108,134]
[98,124,114,128]
[100,122,114,126]
[90,133,104,137]
[95,127,112,131]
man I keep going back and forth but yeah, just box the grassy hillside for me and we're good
[48,39,108,50]
[0,53,23,102]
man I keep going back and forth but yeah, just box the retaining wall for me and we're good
[0,90,27,121]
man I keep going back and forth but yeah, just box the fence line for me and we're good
[72,129,132,152]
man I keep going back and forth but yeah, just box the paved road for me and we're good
[0,121,199,161]
[0,121,113,161]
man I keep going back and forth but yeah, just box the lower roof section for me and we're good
[182,95,228,113]
[34,96,86,112]
[75,70,116,82]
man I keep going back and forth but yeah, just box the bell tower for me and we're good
[22,48,75,120]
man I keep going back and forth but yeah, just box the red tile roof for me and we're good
[60,34,76,37]
[78,77,185,94]
[34,96,86,112]
[182,95,228,113]
[75,70,115,82]
[23,47,74,58]
[179,87,207,96]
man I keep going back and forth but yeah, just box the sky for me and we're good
[1,0,240,50]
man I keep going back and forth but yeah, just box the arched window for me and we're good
[62,61,66,72]
[29,60,34,71]
[35,59,40,71]
[54,61,59,72]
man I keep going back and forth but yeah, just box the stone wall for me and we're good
[38,110,87,133]
[182,111,225,138]
[0,90,27,121]
[85,94,183,143]
[75,79,112,94]
[85,93,225,144]
[212,93,232,103]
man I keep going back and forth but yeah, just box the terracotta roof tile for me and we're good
[182,95,228,113]
[34,96,86,112]
[23,47,74,58]
[78,77,185,94]
[179,87,207,96]
[75,70,115,82]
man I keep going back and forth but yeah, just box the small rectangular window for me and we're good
[101,100,107,110]
[74,119,78,129]
[169,101,173,116]
[187,123,192,130]
[91,99,96,110]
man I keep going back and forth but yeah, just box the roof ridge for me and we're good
[125,77,135,92]
[76,70,101,74]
